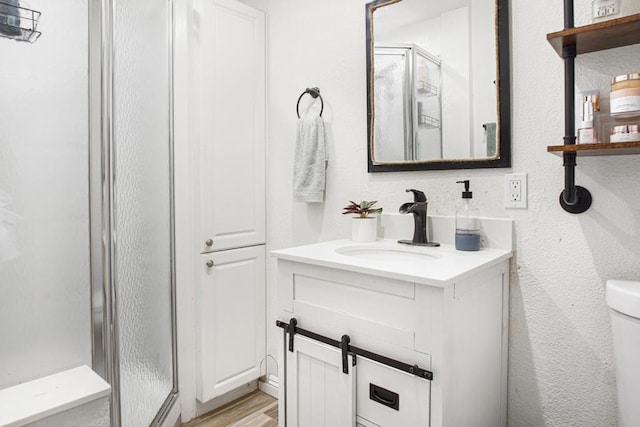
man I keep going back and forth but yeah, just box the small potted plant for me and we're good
[342,200,383,242]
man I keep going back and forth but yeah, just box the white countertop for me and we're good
[272,239,512,287]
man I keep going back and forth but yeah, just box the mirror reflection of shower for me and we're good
[373,44,442,162]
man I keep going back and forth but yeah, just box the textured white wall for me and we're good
[0,1,92,389]
[265,0,640,425]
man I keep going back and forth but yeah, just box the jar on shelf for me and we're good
[611,73,640,118]
[610,125,640,143]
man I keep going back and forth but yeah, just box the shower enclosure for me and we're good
[0,0,177,425]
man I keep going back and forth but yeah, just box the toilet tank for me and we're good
[606,279,640,427]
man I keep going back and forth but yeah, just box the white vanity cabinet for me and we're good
[274,239,511,427]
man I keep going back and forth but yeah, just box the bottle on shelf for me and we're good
[577,91,600,144]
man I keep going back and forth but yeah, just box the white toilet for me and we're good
[606,279,640,426]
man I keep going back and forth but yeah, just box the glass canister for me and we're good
[611,73,640,118]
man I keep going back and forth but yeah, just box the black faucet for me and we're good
[398,189,440,247]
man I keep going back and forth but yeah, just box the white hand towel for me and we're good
[293,115,328,203]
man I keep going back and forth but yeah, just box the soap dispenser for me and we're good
[455,180,480,251]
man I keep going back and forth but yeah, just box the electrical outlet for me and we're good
[510,180,521,201]
[505,173,527,208]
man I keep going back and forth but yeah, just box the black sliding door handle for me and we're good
[370,383,399,411]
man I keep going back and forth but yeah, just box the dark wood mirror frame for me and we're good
[366,0,511,172]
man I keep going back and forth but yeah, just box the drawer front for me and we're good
[287,263,442,357]
[356,357,430,427]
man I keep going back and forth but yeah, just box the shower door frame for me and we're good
[88,0,179,425]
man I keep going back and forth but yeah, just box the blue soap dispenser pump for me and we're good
[455,180,480,251]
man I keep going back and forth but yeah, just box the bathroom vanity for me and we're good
[273,216,513,427]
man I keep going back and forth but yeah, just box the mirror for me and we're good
[366,0,510,172]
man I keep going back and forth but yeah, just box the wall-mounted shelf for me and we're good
[547,13,640,57]
[546,5,640,214]
[418,114,440,129]
[547,142,640,157]
[416,80,438,97]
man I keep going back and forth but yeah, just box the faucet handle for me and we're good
[405,189,427,202]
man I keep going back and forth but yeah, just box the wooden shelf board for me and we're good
[547,14,640,56]
[547,141,640,156]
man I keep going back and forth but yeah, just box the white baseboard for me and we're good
[258,374,279,399]
[195,381,258,418]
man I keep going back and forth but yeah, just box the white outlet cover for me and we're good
[505,173,527,208]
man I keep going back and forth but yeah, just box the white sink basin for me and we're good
[336,244,439,263]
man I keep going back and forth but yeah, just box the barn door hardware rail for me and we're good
[276,318,433,381]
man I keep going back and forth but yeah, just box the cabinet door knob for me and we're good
[206,260,214,268]
[205,239,214,247]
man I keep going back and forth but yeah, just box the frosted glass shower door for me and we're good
[373,47,411,162]
[112,0,175,425]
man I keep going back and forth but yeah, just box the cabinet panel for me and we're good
[197,245,265,402]
[196,0,266,253]
[286,336,356,427]
[443,270,505,427]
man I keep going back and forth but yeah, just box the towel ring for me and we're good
[296,87,324,118]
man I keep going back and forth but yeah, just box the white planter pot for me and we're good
[351,217,377,242]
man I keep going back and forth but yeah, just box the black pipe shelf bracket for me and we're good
[559,0,592,214]
[276,318,433,381]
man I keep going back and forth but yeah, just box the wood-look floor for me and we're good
[184,391,278,427]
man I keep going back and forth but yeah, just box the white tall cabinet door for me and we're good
[196,245,266,402]
[286,336,356,427]
[195,0,266,253]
